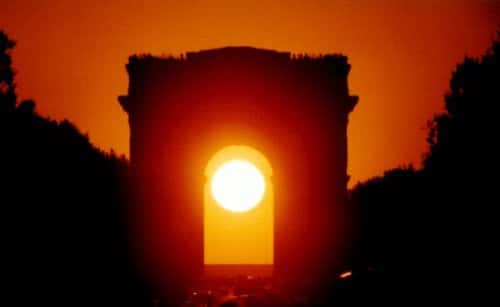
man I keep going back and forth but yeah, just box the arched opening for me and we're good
[204,145,273,276]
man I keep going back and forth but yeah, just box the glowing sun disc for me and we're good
[211,159,266,212]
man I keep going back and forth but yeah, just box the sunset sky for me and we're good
[1,0,498,186]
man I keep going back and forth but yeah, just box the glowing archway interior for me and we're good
[204,145,274,266]
[205,145,273,179]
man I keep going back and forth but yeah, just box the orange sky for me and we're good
[1,0,498,186]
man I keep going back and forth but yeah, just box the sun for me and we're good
[211,159,266,212]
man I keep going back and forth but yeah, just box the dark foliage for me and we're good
[1,31,145,307]
[0,31,17,110]
[350,38,499,303]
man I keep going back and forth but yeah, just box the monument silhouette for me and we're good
[119,46,358,299]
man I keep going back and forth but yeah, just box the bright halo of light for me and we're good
[211,159,266,212]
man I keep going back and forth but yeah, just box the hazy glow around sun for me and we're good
[211,159,266,212]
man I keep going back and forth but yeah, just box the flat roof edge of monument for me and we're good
[186,46,291,60]
[291,52,349,61]
[126,54,185,75]
[125,47,292,66]
[124,48,351,69]
[292,54,352,78]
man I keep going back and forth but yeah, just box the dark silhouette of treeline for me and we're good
[1,31,147,307]
[349,37,499,304]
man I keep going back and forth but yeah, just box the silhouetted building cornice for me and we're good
[119,47,357,115]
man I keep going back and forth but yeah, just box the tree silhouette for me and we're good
[350,37,499,304]
[422,35,499,304]
[0,31,16,111]
[425,37,499,178]
[1,31,147,307]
